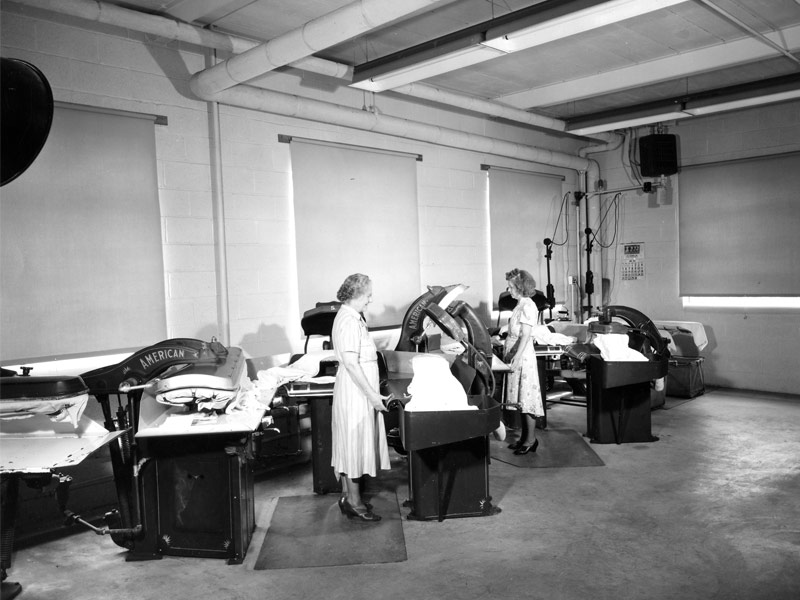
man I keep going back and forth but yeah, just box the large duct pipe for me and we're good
[190,81,599,178]
[383,81,566,132]
[16,0,259,54]
[15,0,623,145]
[284,56,623,148]
[190,0,455,97]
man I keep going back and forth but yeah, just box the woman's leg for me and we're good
[513,413,540,454]
[524,413,538,443]
[341,474,364,508]
[339,474,381,521]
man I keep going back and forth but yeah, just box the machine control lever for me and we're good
[118,378,159,394]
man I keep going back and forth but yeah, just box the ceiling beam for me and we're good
[496,23,800,109]
[351,0,689,92]
[162,0,255,26]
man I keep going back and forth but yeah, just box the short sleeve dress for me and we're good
[504,296,543,417]
[330,304,390,478]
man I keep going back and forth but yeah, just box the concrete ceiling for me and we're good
[65,0,800,132]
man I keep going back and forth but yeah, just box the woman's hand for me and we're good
[368,390,389,412]
[504,348,516,366]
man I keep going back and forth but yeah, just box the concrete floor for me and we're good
[5,387,800,600]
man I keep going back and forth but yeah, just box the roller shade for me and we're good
[486,166,565,306]
[289,138,421,327]
[679,152,800,296]
[0,104,166,362]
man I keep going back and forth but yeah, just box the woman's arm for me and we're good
[339,351,388,412]
[510,322,533,371]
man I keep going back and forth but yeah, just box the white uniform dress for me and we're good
[330,304,390,478]
[504,296,544,417]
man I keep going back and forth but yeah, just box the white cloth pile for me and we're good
[531,325,576,345]
[253,350,337,407]
[403,354,476,412]
[592,334,648,362]
[0,393,89,428]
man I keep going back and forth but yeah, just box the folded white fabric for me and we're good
[289,350,336,376]
[531,325,575,345]
[593,334,648,362]
[404,354,476,412]
[0,393,89,428]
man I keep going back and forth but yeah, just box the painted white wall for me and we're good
[0,5,579,365]
[2,5,798,395]
[592,107,800,395]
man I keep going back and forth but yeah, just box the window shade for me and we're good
[679,152,800,296]
[0,104,166,362]
[289,139,420,327]
[487,166,565,306]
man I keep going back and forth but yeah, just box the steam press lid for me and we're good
[0,375,88,400]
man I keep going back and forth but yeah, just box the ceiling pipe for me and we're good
[13,0,604,183]
[14,0,259,54]
[190,0,456,97]
[192,82,600,180]
[285,56,627,146]
[15,0,619,142]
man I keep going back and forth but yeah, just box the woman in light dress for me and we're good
[503,268,543,455]
[331,273,390,522]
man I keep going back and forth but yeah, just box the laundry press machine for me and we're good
[385,285,501,521]
[79,338,265,564]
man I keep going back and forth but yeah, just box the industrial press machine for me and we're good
[78,338,265,564]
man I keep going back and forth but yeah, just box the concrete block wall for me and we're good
[1,3,583,366]
[592,105,800,395]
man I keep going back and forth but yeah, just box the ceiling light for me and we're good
[568,111,691,136]
[682,89,800,115]
[350,44,506,92]
[350,0,689,92]
[483,0,688,53]
[566,74,800,135]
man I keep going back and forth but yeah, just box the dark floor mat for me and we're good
[253,491,407,570]
[491,428,604,468]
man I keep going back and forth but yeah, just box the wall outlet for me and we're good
[568,275,577,285]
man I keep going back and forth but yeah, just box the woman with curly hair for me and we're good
[331,273,391,522]
[503,268,543,455]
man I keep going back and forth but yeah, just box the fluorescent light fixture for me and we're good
[483,0,688,53]
[350,0,688,92]
[682,89,800,115]
[568,111,690,135]
[567,74,800,135]
[351,45,507,92]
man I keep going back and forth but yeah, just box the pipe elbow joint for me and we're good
[189,72,212,100]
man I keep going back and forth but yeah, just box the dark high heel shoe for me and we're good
[341,498,381,522]
[514,439,539,455]
[339,496,372,513]
[507,439,523,450]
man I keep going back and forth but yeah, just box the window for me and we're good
[0,103,165,362]
[679,152,800,299]
[485,165,565,307]
[288,137,421,327]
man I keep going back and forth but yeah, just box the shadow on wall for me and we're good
[239,323,292,378]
